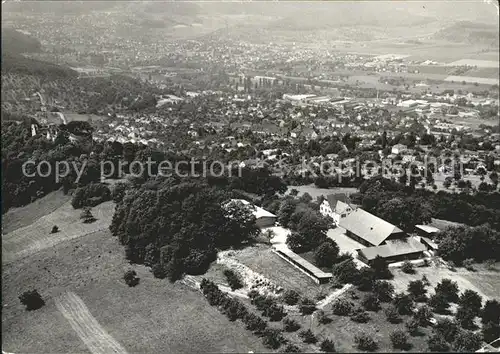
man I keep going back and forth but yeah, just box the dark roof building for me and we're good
[339,208,405,247]
[357,238,427,265]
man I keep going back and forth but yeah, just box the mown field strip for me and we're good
[55,292,127,354]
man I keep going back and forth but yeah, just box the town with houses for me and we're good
[2,2,500,354]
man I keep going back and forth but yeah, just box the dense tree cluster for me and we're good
[359,176,500,232]
[435,224,500,264]
[110,181,260,281]
[71,183,111,209]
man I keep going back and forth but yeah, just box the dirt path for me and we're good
[316,284,353,310]
[55,292,127,354]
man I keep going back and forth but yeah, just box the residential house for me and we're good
[319,193,355,225]
[391,144,408,155]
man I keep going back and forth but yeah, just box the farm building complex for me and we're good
[338,208,406,247]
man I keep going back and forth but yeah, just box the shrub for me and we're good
[19,290,45,311]
[262,328,285,350]
[152,264,166,279]
[332,298,354,316]
[407,280,427,302]
[452,330,482,352]
[264,303,286,322]
[283,318,301,332]
[463,258,475,271]
[299,297,316,315]
[421,275,431,286]
[282,289,300,305]
[362,293,381,312]
[247,289,260,300]
[455,306,476,329]
[414,305,433,326]
[351,309,370,323]
[123,269,139,287]
[243,313,267,334]
[317,310,332,324]
[385,305,401,323]
[372,280,394,302]
[281,344,301,353]
[401,260,415,274]
[331,258,360,284]
[435,278,459,303]
[80,207,97,223]
[482,322,500,343]
[390,330,409,349]
[355,267,376,291]
[427,333,450,352]
[393,292,414,315]
[458,289,482,317]
[354,333,378,351]
[406,318,420,336]
[314,240,339,268]
[372,255,392,279]
[434,318,459,343]
[320,338,336,353]
[299,329,317,344]
[51,225,59,234]
[482,299,500,325]
[428,292,450,314]
[223,269,244,291]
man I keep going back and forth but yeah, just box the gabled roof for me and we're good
[335,200,352,215]
[339,208,404,246]
[325,193,349,210]
[357,237,427,261]
[229,199,276,219]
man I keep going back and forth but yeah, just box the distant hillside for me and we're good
[434,21,499,46]
[266,4,435,31]
[1,28,42,55]
[1,53,77,79]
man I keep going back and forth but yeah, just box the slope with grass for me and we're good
[2,200,115,264]
[1,190,70,235]
[2,200,267,353]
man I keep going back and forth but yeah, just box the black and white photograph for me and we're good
[1,0,499,353]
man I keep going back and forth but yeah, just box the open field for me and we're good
[2,190,70,234]
[287,184,358,200]
[2,228,268,353]
[2,199,115,264]
[55,292,128,354]
[337,41,499,62]
[229,245,330,300]
[63,112,109,123]
[389,262,500,302]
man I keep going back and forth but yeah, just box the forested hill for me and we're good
[1,53,77,79]
[1,28,42,54]
[1,28,77,79]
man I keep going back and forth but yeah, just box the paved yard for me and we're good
[327,227,364,256]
